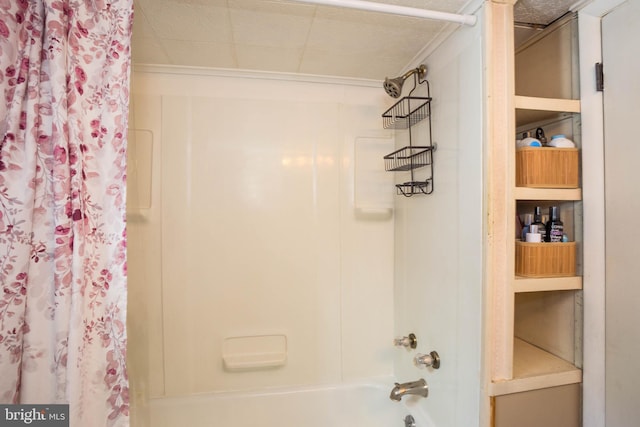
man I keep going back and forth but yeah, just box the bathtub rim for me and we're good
[146,376,436,427]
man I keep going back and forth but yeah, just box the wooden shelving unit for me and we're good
[488,92,583,398]
[495,95,583,396]
[488,9,583,427]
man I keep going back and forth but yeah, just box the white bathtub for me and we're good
[147,381,435,427]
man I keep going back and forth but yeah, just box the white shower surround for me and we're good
[127,4,484,426]
[127,68,398,420]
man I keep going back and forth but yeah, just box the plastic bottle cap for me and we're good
[548,134,575,148]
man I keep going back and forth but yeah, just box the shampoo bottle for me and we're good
[517,131,542,148]
[545,206,564,242]
[532,206,546,242]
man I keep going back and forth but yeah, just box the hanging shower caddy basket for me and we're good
[383,146,434,172]
[382,96,431,130]
[382,95,435,196]
[394,180,434,197]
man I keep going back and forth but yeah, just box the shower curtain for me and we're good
[0,1,133,425]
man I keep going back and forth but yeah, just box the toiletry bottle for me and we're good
[521,213,533,241]
[535,128,548,146]
[532,206,546,242]
[548,134,576,148]
[517,131,542,148]
[526,225,542,242]
[545,206,564,242]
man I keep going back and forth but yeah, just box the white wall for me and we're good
[578,1,628,425]
[392,11,484,427]
[601,2,640,426]
[127,69,397,400]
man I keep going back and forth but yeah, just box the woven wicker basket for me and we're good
[515,241,576,277]
[516,147,579,188]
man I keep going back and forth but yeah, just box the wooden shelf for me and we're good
[490,338,582,396]
[515,96,580,113]
[514,187,582,201]
[515,96,580,128]
[513,276,582,293]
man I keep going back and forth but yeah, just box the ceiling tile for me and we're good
[163,0,227,5]
[300,48,410,80]
[306,15,438,55]
[131,6,157,39]
[236,45,304,73]
[514,0,574,25]
[143,2,231,42]
[230,8,313,49]
[228,0,316,16]
[132,37,171,65]
[161,39,237,68]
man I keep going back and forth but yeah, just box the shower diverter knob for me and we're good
[414,351,440,369]
[394,333,417,349]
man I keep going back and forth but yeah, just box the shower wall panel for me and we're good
[129,70,394,398]
[392,9,484,427]
[127,93,166,403]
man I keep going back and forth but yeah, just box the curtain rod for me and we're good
[286,0,477,26]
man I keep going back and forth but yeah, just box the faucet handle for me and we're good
[394,333,417,349]
[414,351,440,369]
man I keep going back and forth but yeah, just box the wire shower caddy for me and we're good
[382,75,435,197]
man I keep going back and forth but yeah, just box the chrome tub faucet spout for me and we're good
[389,378,429,401]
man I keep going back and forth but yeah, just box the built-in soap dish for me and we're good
[222,334,287,371]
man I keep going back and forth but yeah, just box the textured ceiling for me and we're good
[513,0,575,25]
[132,0,577,80]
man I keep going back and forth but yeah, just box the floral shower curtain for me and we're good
[0,1,133,425]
